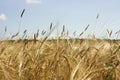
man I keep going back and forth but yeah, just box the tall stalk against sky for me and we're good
[18,9,25,32]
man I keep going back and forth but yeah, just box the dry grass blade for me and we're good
[84,24,89,31]
[33,30,39,43]
[11,32,19,39]
[70,61,80,80]
[79,32,84,37]
[63,25,65,32]
[34,34,37,43]
[50,22,52,30]
[41,30,46,36]
[61,25,65,36]
[93,34,96,39]
[109,30,112,37]
[21,9,25,18]
[23,29,27,34]
[107,29,112,37]
[37,29,39,37]
[79,24,89,37]
[22,29,27,39]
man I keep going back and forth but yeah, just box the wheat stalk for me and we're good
[20,9,25,18]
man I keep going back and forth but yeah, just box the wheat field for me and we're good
[0,38,120,80]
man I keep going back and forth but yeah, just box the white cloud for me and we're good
[0,14,7,21]
[26,0,42,4]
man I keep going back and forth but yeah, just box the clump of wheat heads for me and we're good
[0,30,120,80]
[0,15,120,80]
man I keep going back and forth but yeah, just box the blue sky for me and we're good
[0,0,120,39]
